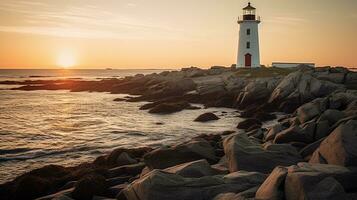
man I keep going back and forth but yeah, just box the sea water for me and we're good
[0,69,240,183]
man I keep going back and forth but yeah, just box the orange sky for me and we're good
[0,0,356,69]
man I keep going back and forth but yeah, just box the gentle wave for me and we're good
[0,148,33,155]
[0,70,238,183]
[0,145,102,162]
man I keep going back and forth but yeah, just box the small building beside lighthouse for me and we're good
[237,2,261,68]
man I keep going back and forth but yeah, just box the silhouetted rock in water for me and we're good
[237,118,262,130]
[309,120,357,166]
[143,139,218,170]
[113,98,127,102]
[223,133,303,173]
[194,112,220,122]
[148,101,193,114]
[72,174,107,200]
[122,170,266,200]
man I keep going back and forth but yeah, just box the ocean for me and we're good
[0,69,239,183]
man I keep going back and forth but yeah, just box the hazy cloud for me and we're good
[264,16,307,25]
[0,0,188,39]
[126,3,137,7]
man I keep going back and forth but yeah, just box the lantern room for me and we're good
[243,2,256,20]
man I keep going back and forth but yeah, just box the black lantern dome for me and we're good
[243,2,256,20]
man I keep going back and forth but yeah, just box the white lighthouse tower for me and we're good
[237,2,261,68]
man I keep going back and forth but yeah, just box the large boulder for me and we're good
[235,79,279,108]
[299,138,325,160]
[306,177,348,200]
[35,188,74,200]
[345,71,357,88]
[236,118,262,130]
[103,147,152,167]
[108,163,146,178]
[265,124,286,142]
[163,159,222,178]
[284,162,357,200]
[5,165,71,200]
[255,162,357,200]
[253,112,276,122]
[273,126,312,144]
[221,73,248,92]
[319,109,345,125]
[194,76,226,95]
[182,67,206,78]
[115,152,138,166]
[72,174,108,200]
[328,91,357,110]
[255,166,288,200]
[144,139,217,170]
[309,120,357,166]
[223,133,302,173]
[214,186,259,200]
[208,66,230,75]
[263,143,301,158]
[269,71,343,113]
[146,78,197,98]
[194,113,220,122]
[296,98,327,123]
[314,120,331,140]
[13,176,53,200]
[123,170,267,200]
[314,71,346,84]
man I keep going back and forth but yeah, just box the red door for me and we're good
[245,53,252,67]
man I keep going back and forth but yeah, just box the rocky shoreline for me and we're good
[1,65,357,200]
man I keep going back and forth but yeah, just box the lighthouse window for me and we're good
[246,42,250,49]
[247,29,251,35]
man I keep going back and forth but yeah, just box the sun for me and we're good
[57,52,76,68]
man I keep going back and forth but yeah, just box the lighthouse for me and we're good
[237,2,261,68]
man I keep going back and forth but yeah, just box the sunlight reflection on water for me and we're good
[0,89,240,183]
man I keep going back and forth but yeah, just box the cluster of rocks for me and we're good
[1,65,357,200]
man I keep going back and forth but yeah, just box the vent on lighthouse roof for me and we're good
[243,2,256,10]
